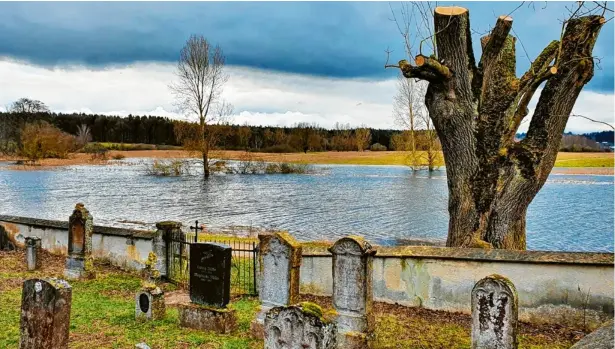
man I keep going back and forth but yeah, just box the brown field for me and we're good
[1,150,613,174]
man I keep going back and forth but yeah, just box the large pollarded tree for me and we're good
[387,6,607,249]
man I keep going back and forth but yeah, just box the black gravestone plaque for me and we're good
[189,242,232,307]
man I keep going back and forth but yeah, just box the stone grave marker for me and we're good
[25,236,41,271]
[471,274,518,349]
[329,236,376,348]
[19,278,72,349]
[251,232,302,338]
[135,288,165,321]
[264,303,336,349]
[64,203,94,280]
[189,242,232,307]
[179,242,237,333]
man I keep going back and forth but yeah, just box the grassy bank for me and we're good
[1,149,612,172]
[0,250,586,348]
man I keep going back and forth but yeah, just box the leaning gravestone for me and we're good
[19,278,72,349]
[25,236,41,271]
[265,303,336,349]
[251,232,302,338]
[178,242,237,333]
[471,274,519,349]
[329,236,376,348]
[64,203,94,280]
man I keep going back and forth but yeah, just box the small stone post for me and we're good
[153,221,182,278]
[19,278,72,349]
[64,203,94,280]
[329,236,376,348]
[25,236,41,271]
[250,232,302,338]
[264,303,337,349]
[135,252,165,321]
[471,274,519,349]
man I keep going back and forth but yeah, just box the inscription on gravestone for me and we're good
[471,274,518,349]
[329,236,376,347]
[190,243,232,307]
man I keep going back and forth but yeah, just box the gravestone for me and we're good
[25,236,41,271]
[264,303,337,349]
[135,288,165,321]
[251,232,302,338]
[570,319,614,349]
[189,242,232,307]
[19,278,72,349]
[329,236,376,348]
[64,203,94,280]
[471,274,518,349]
[178,242,237,333]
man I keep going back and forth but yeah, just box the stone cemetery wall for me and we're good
[0,215,156,271]
[3,214,613,330]
[301,246,614,330]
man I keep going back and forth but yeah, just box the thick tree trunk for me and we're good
[394,7,604,249]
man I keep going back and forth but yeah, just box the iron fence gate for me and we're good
[165,221,259,296]
[165,225,191,287]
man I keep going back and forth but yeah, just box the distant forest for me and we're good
[1,111,613,153]
[0,111,410,152]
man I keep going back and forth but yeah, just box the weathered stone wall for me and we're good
[300,246,614,330]
[0,216,156,271]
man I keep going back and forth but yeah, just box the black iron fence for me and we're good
[165,220,259,296]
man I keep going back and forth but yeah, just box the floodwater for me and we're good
[0,159,613,252]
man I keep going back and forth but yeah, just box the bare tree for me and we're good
[355,126,371,151]
[8,98,50,114]
[75,124,92,148]
[386,3,609,249]
[169,35,229,178]
[393,74,427,170]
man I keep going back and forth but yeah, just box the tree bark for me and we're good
[393,7,605,249]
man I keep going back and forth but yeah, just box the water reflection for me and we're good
[0,159,612,252]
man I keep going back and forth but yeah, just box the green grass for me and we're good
[0,267,260,349]
[554,152,614,167]
[0,251,582,349]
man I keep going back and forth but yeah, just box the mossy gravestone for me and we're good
[251,232,302,338]
[265,303,336,349]
[471,274,518,349]
[64,203,94,280]
[329,236,376,348]
[19,278,72,349]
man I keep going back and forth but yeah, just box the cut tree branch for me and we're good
[479,15,514,71]
[522,15,605,180]
[415,54,453,79]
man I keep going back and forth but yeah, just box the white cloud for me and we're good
[0,57,613,133]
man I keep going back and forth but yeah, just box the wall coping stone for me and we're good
[0,215,156,239]
[302,245,614,266]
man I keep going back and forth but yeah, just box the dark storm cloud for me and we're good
[0,1,612,91]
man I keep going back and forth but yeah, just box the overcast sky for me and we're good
[0,1,613,133]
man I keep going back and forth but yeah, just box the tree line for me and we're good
[0,100,439,156]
